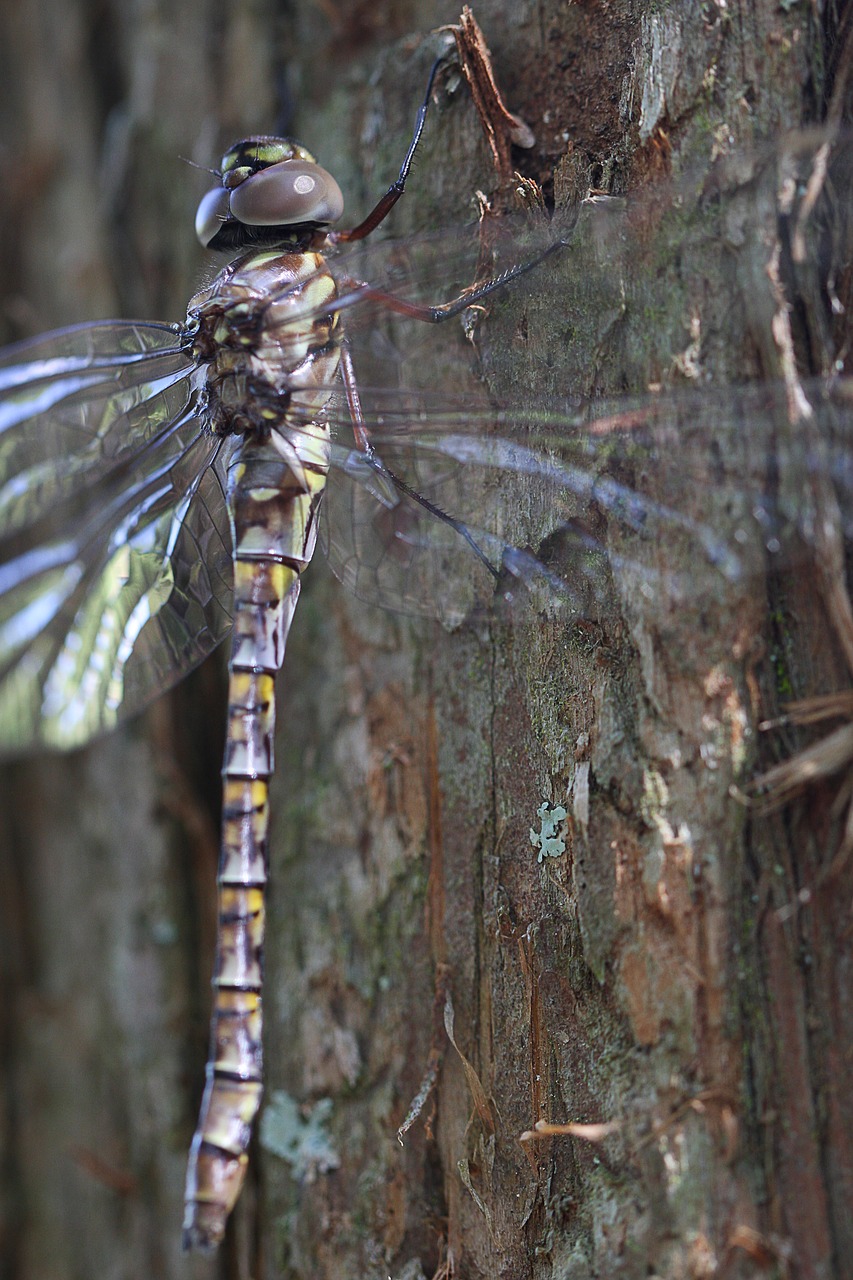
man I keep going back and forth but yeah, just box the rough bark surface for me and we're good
[1,2,851,1279]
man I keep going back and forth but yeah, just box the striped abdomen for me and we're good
[182,248,337,1251]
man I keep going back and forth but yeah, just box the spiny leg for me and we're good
[339,341,504,581]
[333,233,567,326]
[330,54,449,244]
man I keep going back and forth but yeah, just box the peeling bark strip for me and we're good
[2,4,853,1279]
[447,6,535,183]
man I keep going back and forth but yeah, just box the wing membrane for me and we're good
[243,225,832,623]
[316,380,853,625]
[0,322,194,531]
[0,322,234,753]
[4,235,851,752]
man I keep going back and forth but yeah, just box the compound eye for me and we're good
[228,160,344,227]
[195,186,232,248]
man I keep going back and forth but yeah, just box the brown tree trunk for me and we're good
[1,2,851,1279]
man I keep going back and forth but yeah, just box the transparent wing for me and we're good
[0,321,235,753]
[251,219,850,625]
[314,379,853,627]
[228,210,573,393]
[4,215,847,751]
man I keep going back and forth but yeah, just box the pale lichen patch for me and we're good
[260,1092,340,1181]
[530,802,568,862]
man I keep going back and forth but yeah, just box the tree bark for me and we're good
[1,2,851,1279]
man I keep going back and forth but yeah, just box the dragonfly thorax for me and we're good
[188,246,343,440]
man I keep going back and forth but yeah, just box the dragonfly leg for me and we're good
[329,56,449,244]
[338,336,502,581]
[339,340,371,453]
[334,234,567,327]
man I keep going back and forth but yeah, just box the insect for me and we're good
[2,35,849,1261]
[0,51,581,1251]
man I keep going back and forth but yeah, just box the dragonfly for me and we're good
[0,54,585,1252]
[1,44,850,1257]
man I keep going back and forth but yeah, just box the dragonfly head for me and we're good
[196,136,345,251]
